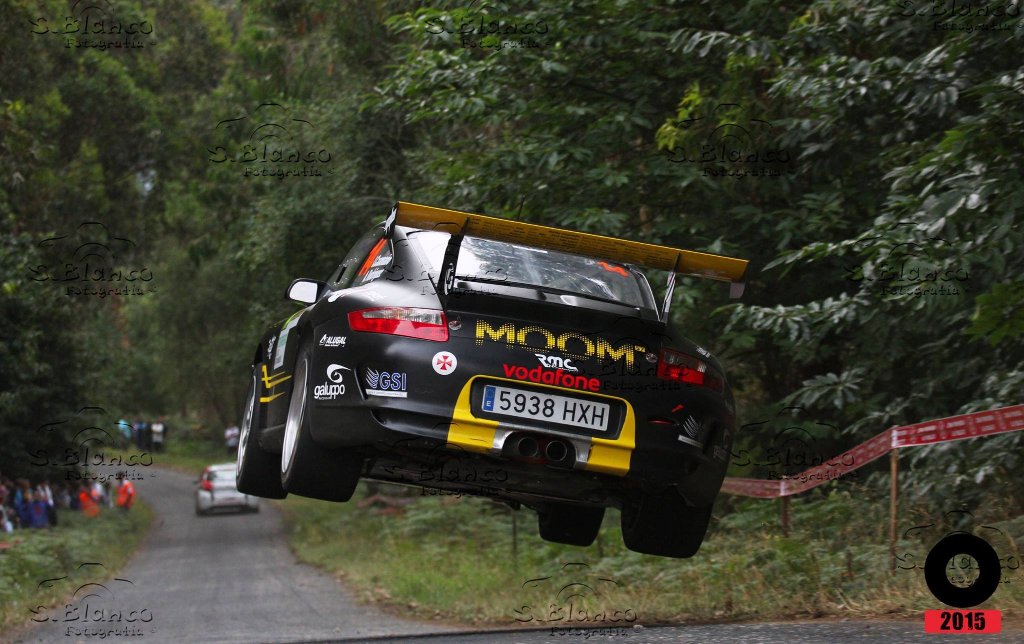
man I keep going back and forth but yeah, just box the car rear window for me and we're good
[408,230,650,308]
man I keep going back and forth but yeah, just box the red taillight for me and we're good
[348,308,449,342]
[656,348,725,392]
[200,479,213,492]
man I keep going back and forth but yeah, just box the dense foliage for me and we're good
[1,0,1021,513]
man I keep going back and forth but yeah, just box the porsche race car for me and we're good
[236,201,749,558]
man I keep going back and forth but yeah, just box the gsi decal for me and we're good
[314,363,349,400]
[476,321,646,368]
[365,368,408,398]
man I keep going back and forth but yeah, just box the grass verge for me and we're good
[0,500,154,633]
[134,439,1024,627]
[114,438,229,477]
[278,484,1023,628]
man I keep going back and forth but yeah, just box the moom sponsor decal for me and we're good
[476,321,646,368]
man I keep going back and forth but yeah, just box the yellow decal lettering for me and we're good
[556,332,595,360]
[516,325,556,350]
[475,320,516,346]
[596,338,645,368]
[477,321,645,365]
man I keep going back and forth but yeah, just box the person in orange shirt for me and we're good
[78,484,99,518]
[115,475,136,510]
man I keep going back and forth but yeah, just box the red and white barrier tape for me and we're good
[890,405,1024,448]
[721,404,1024,498]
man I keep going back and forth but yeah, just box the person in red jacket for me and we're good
[115,475,136,510]
[78,484,99,518]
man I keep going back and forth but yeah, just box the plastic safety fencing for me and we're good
[721,405,1024,498]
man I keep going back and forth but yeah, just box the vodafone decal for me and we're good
[502,364,601,392]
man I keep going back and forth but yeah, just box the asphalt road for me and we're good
[13,467,462,644]
[12,468,1023,644]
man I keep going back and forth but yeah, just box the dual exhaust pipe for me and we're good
[510,435,572,466]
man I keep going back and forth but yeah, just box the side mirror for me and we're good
[286,279,324,304]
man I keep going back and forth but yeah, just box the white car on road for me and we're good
[196,463,260,515]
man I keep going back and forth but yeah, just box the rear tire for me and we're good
[621,488,712,558]
[236,363,287,499]
[537,504,605,546]
[280,334,362,502]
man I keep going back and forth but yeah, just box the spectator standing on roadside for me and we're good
[224,425,240,454]
[29,486,49,529]
[55,482,71,509]
[115,475,136,511]
[151,417,166,453]
[90,480,107,507]
[0,477,12,532]
[142,420,154,451]
[1,478,14,519]
[14,480,31,528]
[106,477,117,508]
[118,418,132,446]
[132,418,143,449]
[37,481,56,527]
[22,487,37,528]
[78,484,99,518]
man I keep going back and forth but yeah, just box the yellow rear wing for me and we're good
[388,201,749,294]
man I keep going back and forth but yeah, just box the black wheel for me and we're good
[280,333,362,501]
[621,488,712,558]
[236,363,287,499]
[538,504,605,546]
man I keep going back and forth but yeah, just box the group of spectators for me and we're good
[0,474,136,533]
[119,417,169,452]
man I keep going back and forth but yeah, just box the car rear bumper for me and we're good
[445,375,635,477]
[308,375,637,477]
[196,491,259,512]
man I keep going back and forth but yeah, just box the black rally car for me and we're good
[236,201,748,557]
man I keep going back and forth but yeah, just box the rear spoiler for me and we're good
[385,201,749,311]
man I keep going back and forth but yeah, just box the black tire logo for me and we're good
[924,532,1001,608]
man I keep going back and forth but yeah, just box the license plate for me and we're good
[481,385,610,432]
